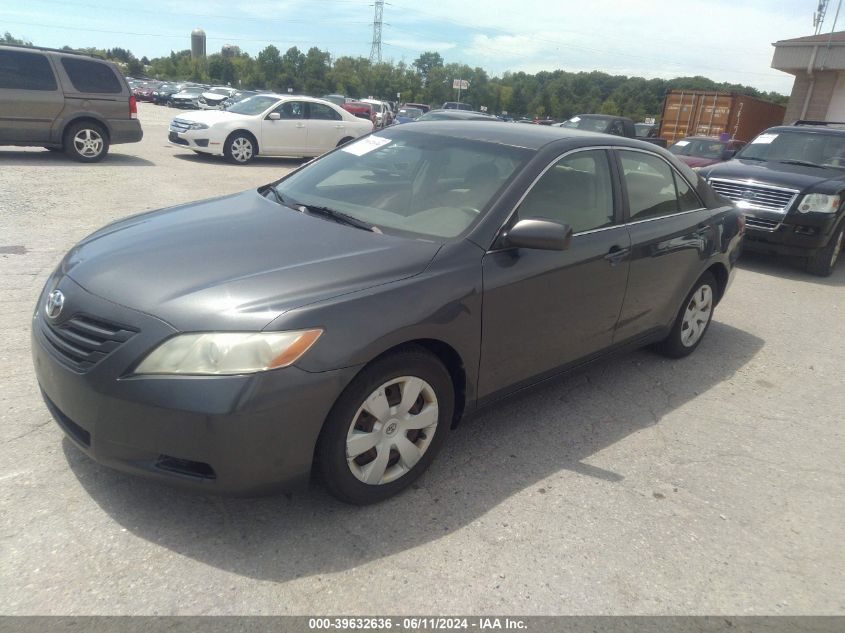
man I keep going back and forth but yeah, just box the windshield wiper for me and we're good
[299,204,379,232]
[263,186,305,212]
[778,159,827,169]
[738,155,766,161]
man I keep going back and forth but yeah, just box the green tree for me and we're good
[2,32,31,45]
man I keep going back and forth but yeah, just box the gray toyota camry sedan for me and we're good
[33,122,743,504]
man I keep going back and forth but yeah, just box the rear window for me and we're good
[61,58,122,94]
[0,50,57,91]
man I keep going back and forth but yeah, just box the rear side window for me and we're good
[309,103,341,120]
[620,150,682,221]
[61,58,122,93]
[0,50,57,91]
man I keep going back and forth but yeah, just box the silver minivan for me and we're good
[0,44,142,162]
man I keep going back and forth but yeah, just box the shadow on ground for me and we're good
[64,321,764,582]
[0,150,154,167]
[738,250,845,287]
[171,152,308,168]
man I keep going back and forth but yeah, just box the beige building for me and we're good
[773,31,845,123]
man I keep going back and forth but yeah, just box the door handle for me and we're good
[604,245,630,265]
[296,123,306,128]
[334,125,345,129]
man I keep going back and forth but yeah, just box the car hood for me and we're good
[172,109,251,125]
[62,190,442,331]
[702,158,845,193]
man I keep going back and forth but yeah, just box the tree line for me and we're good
[4,32,788,120]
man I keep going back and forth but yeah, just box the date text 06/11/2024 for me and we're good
[307,617,528,630]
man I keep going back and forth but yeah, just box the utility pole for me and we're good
[369,0,384,64]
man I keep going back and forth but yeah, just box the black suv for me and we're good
[699,121,845,276]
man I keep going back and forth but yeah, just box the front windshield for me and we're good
[561,117,611,133]
[399,108,423,119]
[227,95,280,115]
[669,139,725,159]
[274,129,532,239]
[737,130,845,168]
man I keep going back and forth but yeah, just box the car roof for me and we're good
[386,120,647,150]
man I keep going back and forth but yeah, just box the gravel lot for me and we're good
[1,103,843,615]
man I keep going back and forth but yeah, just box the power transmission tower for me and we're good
[369,0,384,64]
[815,0,830,34]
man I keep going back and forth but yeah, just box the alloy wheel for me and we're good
[346,376,439,485]
[230,137,253,162]
[680,284,713,347]
[73,129,104,158]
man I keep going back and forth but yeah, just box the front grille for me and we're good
[170,118,192,132]
[708,179,799,213]
[744,216,781,232]
[41,314,137,372]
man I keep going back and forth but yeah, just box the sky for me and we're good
[0,0,836,94]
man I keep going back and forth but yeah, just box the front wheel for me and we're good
[224,132,256,164]
[316,348,453,504]
[806,224,844,277]
[653,272,716,358]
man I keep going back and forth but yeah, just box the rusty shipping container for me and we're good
[658,90,786,145]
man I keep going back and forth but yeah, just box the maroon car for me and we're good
[133,86,156,102]
[668,136,746,168]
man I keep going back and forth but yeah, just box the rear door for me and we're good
[261,100,307,155]
[612,148,713,343]
[479,148,631,399]
[0,49,63,143]
[56,57,127,126]
[306,102,346,155]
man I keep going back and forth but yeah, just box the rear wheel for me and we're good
[223,132,256,164]
[336,136,354,147]
[805,224,844,277]
[64,121,109,162]
[316,348,453,504]
[653,272,716,358]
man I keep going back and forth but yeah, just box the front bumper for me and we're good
[742,211,840,257]
[32,275,359,495]
[168,127,219,154]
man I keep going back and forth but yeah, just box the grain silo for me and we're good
[191,28,206,60]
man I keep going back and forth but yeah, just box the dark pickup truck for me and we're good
[558,114,668,147]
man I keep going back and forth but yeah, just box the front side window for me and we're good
[516,150,615,233]
[276,101,305,119]
[620,150,685,221]
[61,58,122,93]
[0,50,57,91]
[309,102,341,120]
[274,129,531,239]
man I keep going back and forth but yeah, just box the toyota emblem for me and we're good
[45,290,65,320]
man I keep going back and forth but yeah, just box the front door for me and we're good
[261,100,307,155]
[0,49,63,143]
[479,148,631,400]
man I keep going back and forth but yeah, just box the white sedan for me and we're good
[168,94,374,164]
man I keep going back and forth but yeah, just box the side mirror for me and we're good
[501,219,573,251]
[268,112,281,121]
[720,149,737,161]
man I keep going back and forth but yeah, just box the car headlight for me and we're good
[187,122,208,130]
[134,329,322,375]
[797,193,840,213]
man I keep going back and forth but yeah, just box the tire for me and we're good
[63,121,109,163]
[805,224,845,277]
[653,272,717,359]
[336,136,354,147]
[316,348,454,504]
[223,131,257,164]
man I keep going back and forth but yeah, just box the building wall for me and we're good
[784,70,839,122]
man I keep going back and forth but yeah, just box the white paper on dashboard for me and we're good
[342,136,392,156]
[674,140,690,146]
[751,133,778,144]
